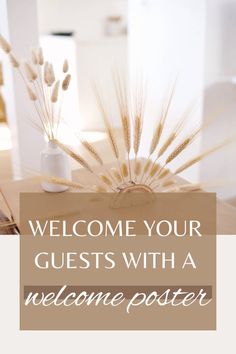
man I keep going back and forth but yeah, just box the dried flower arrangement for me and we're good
[40,77,230,194]
[0,34,71,141]
[0,34,232,194]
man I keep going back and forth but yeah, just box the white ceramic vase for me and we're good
[40,140,71,192]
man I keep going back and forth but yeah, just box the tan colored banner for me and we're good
[20,193,216,330]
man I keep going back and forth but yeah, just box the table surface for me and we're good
[1,162,236,235]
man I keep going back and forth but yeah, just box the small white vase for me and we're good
[40,140,71,192]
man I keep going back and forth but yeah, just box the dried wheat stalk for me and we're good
[54,139,93,173]
[149,83,176,155]
[158,168,170,179]
[81,140,103,165]
[37,175,84,189]
[113,72,132,180]
[93,84,120,161]
[100,174,112,186]
[106,125,119,159]
[174,140,231,175]
[133,115,142,156]
[149,120,163,156]
[134,159,142,176]
[161,179,175,187]
[121,162,128,178]
[165,124,202,165]
[149,163,160,178]
[166,137,191,164]
[143,159,151,174]
[93,185,107,193]
[1,33,231,195]
[158,102,196,159]
[111,167,122,183]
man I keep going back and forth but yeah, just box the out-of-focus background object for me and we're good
[0,0,235,204]
[0,62,7,123]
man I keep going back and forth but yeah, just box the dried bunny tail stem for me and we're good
[36,175,85,190]
[27,85,37,101]
[0,34,11,53]
[63,59,69,73]
[51,80,60,103]
[9,53,19,68]
[48,63,55,86]
[44,61,50,84]
[81,140,103,165]
[24,62,37,81]
[54,139,93,173]
[121,162,128,178]
[44,62,55,86]
[111,167,122,183]
[62,74,71,91]
[134,159,142,176]
[37,47,44,65]
[174,139,234,175]
[31,49,38,65]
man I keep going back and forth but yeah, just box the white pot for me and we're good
[40,141,71,192]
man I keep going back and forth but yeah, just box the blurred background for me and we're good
[0,0,236,202]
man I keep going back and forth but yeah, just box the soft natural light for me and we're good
[56,121,106,146]
[0,123,12,151]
